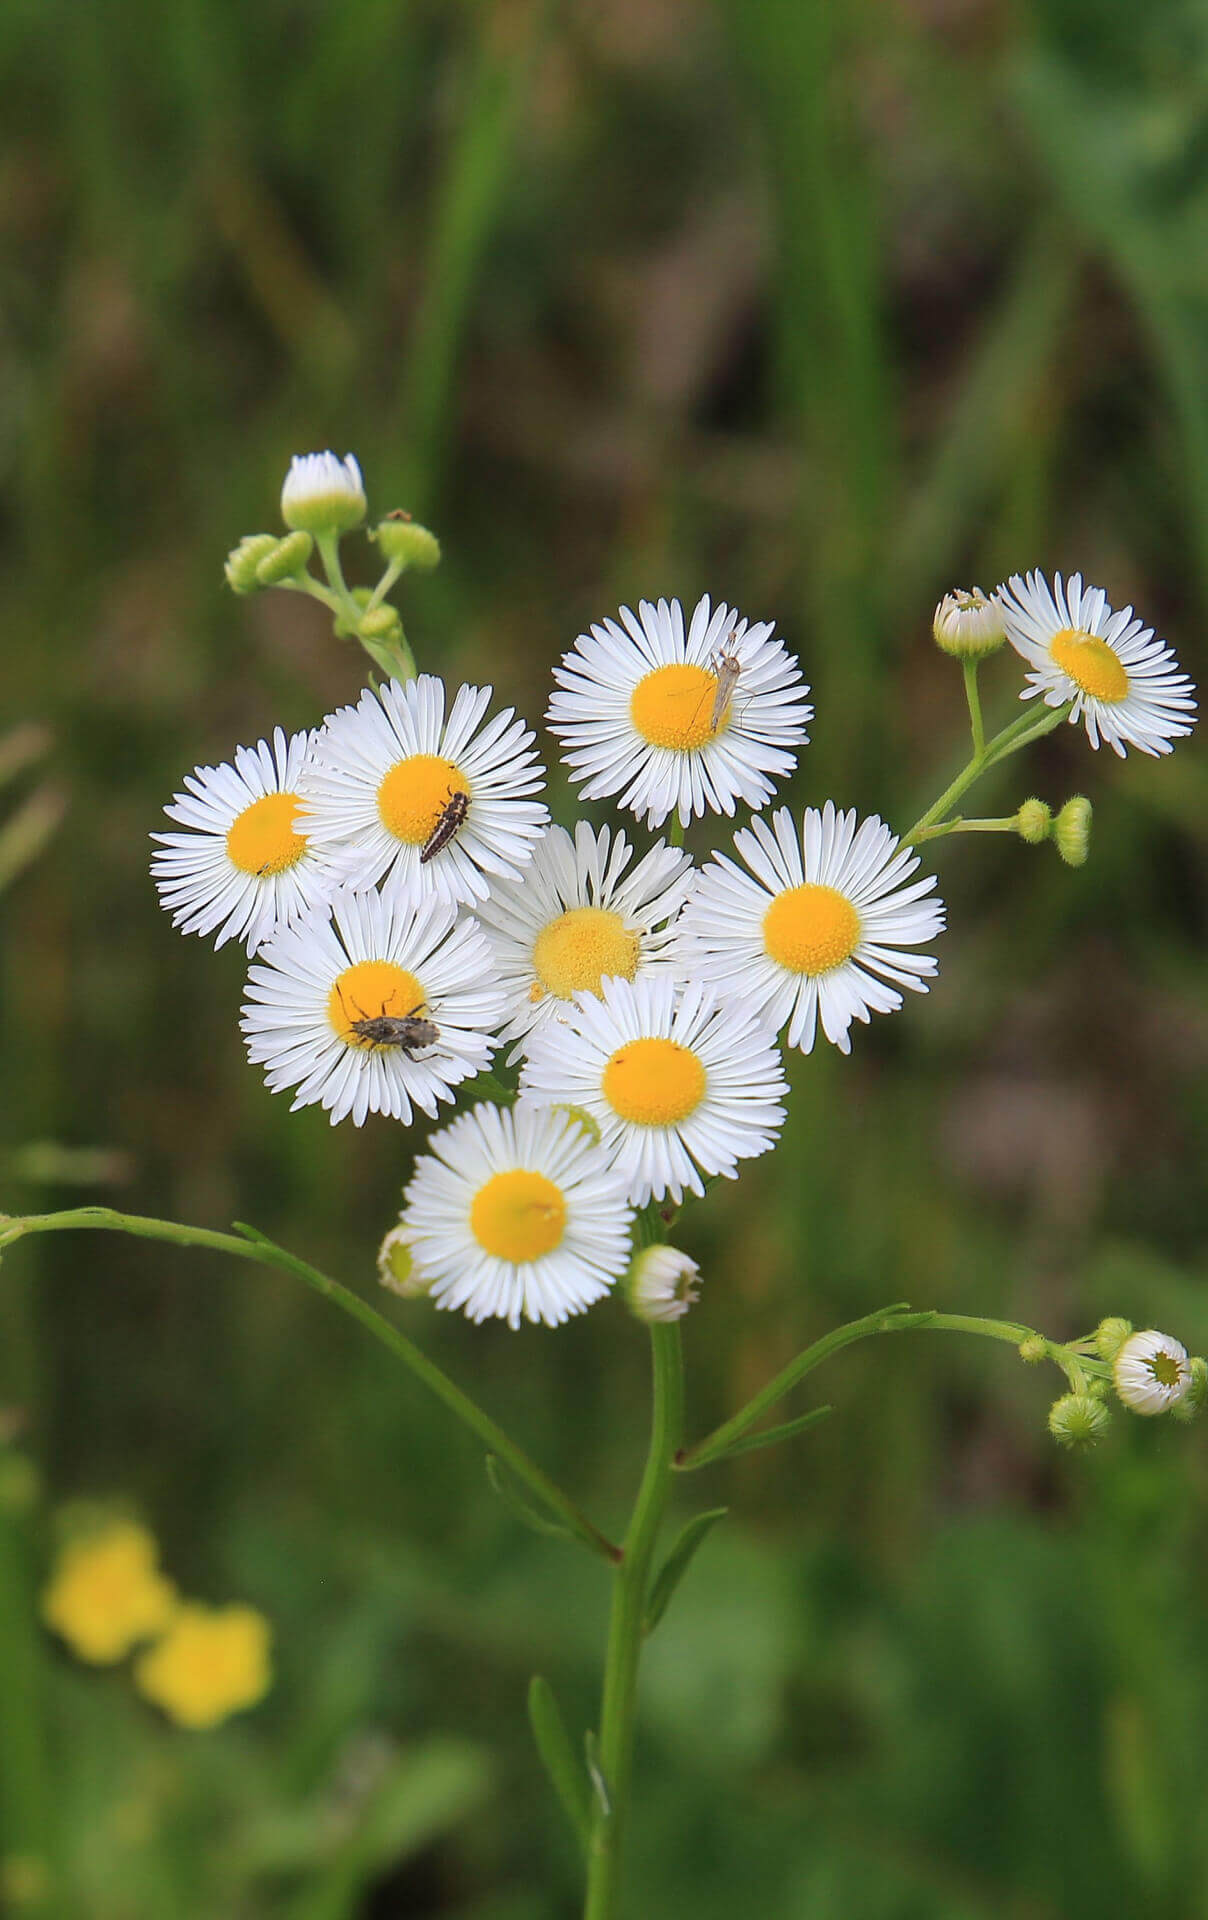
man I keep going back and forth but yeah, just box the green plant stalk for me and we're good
[0,1469,55,1916]
[963,658,985,756]
[584,1324,684,1920]
[904,699,1072,842]
[0,1210,619,1564]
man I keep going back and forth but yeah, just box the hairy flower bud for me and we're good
[281,451,366,536]
[1173,1355,1208,1423]
[255,531,314,586]
[371,515,442,571]
[224,534,279,594]
[1093,1316,1132,1362]
[625,1244,701,1324]
[932,588,1007,659]
[1054,797,1092,867]
[1015,799,1052,845]
[1048,1392,1110,1451]
[377,1225,429,1299]
[1113,1329,1192,1415]
[1018,1334,1048,1364]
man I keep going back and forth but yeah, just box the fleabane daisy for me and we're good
[399,1102,635,1328]
[519,976,787,1208]
[300,675,548,909]
[474,821,696,1060]
[280,450,366,535]
[151,728,334,956]
[995,570,1196,757]
[547,595,813,829]
[241,885,506,1127]
[1113,1329,1192,1416]
[681,804,944,1056]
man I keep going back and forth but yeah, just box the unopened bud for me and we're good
[376,1225,429,1300]
[1015,799,1052,845]
[1048,1392,1110,1451]
[224,534,279,594]
[281,451,366,536]
[932,588,1007,659]
[1173,1356,1208,1423]
[371,515,442,571]
[1093,1316,1132,1363]
[550,1104,602,1147]
[625,1244,701,1324]
[255,531,314,586]
[1054,797,1092,867]
[1113,1329,1192,1416]
[1018,1334,1048,1364]
[358,605,403,644]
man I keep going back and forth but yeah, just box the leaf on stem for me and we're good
[583,1730,612,1820]
[696,1405,834,1466]
[527,1677,591,1852]
[644,1506,729,1635]
[484,1454,576,1544]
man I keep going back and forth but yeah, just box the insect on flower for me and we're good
[420,788,470,865]
[702,633,743,734]
[337,984,440,1056]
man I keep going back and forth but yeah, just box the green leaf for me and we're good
[702,1405,834,1466]
[644,1507,729,1636]
[484,1453,575,1543]
[527,1677,590,1851]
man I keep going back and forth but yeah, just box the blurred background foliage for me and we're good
[1,0,1207,1913]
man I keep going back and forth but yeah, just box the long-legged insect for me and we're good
[420,788,469,864]
[703,632,743,734]
[336,983,439,1055]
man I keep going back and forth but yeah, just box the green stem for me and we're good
[315,533,363,630]
[904,701,1072,842]
[363,559,405,615]
[584,1324,684,1920]
[912,814,1019,844]
[0,1209,619,1565]
[963,658,984,757]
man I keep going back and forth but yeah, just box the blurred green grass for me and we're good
[2,0,1207,1913]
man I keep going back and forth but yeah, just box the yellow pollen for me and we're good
[225,792,308,876]
[630,663,720,751]
[1049,628,1128,703]
[470,1169,566,1262]
[1148,1352,1183,1387]
[532,907,640,1001]
[762,884,861,975]
[602,1036,706,1127]
[328,960,424,1044]
[376,754,469,845]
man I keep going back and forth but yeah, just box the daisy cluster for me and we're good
[154,455,1196,1329]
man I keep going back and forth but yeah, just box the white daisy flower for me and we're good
[681,804,944,1056]
[932,587,1006,659]
[474,821,695,1060]
[300,675,549,909]
[519,975,787,1208]
[995,570,1196,757]
[399,1102,635,1328]
[1113,1329,1192,1416]
[241,885,506,1127]
[280,450,366,535]
[151,728,334,956]
[547,595,813,830]
[626,1244,702,1323]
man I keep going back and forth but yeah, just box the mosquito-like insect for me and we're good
[420,788,470,865]
[336,984,440,1056]
[699,631,743,735]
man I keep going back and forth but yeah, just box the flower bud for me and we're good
[255,531,314,586]
[625,1244,701,1324]
[281,451,366,536]
[549,1103,602,1147]
[224,534,279,594]
[1093,1316,1132,1362]
[1018,1334,1048,1364]
[1015,798,1051,845]
[1048,1392,1110,1450]
[376,1225,429,1299]
[1054,797,1092,867]
[1113,1329,1192,1415]
[358,605,403,644]
[1172,1356,1208,1423]
[932,588,1007,659]
[371,514,442,571]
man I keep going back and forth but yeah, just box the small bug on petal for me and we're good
[420,788,470,864]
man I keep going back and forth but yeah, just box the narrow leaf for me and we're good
[704,1406,833,1465]
[484,1453,575,1542]
[644,1507,729,1636]
[527,1677,591,1851]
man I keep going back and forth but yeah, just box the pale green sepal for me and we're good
[1054,795,1092,866]
[643,1507,728,1636]
[371,515,442,570]
[527,1677,591,1851]
[255,531,313,585]
[484,1454,576,1544]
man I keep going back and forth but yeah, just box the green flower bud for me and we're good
[932,588,1007,659]
[371,513,442,571]
[224,534,279,594]
[550,1103,602,1147]
[1048,1392,1110,1451]
[1054,797,1092,867]
[376,1225,429,1300]
[1093,1316,1133,1362]
[1018,1334,1048,1364]
[358,605,404,644]
[1173,1356,1208,1423]
[255,531,314,586]
[1015,798,1052,845]
[281,451,366,536]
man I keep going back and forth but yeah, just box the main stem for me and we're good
[585,1324,684,1920]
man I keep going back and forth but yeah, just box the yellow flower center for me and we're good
[376,753,469,845]
[470,1169,567,1262]
[1148,1351,1184,1387]
[327,960,424,1044]
[630,663,721,751]
[531,907,640,1002]
[224,792,308,875]
[762,884,861,975]
[1048,628,1128,703]
[602,1036,706,1126]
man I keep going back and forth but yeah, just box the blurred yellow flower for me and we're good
[41,1521,176,1665]
[134,1602,272,1729]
